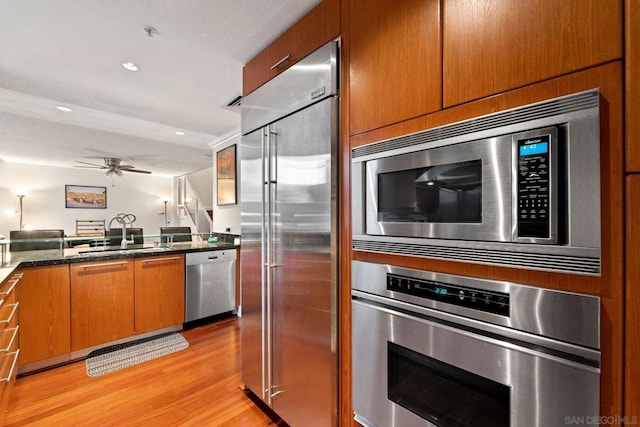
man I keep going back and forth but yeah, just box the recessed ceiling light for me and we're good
[175,131,185,136]
[56,105,72,112]
[121,61,139,72]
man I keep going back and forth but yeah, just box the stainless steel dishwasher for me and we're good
[185,250,236,322]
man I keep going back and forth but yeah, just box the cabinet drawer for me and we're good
[0,349,19,415]
[0,273,20,303]
[243,0,339,95]
[0,327,19,354]
[0,304,18,328]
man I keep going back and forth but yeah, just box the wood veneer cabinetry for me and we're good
[626,0,640,171]
[17,265,70,366]
[348,0,441,136]
[442,0,623,107]
[0,271,21,416]
[625,175,640,419]
[70,260,134,351]
[242,0,340,96]
[134,255,185,335]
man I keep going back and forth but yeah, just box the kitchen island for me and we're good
[0,236,239,377]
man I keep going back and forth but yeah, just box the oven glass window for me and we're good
[378,160,482,224]
[388,342,510,427]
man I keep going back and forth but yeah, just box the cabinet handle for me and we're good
[79,261,128,269]
[0,303,18,324]
[0,277,19,297]
[270,54,291,70]
[140,256,181,264]
[0,350,20,382]
[0,326,19,353]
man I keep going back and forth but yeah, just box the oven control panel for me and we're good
[387,273,510,316]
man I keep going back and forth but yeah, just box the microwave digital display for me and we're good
[519,142,548,156]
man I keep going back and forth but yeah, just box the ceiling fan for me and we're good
[75,157,152,176]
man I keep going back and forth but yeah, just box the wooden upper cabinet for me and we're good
[243,0,340,96]
[70,260,134,351]
[18,265,70,366]
[349,0,442,136]
[626,0,640,171]
[443,0,623,107]
[134,255,185,335]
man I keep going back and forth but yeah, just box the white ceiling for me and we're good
[0,0,321,177]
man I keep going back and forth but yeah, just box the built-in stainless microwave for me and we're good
[352,89,602,275]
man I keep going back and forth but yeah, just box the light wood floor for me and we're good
[4,317,277,426]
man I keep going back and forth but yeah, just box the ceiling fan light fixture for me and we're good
[121,61,139,72]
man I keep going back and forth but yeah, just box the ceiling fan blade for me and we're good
[74,165,105,169]
[123,168,152,174]
[75,160,105,168]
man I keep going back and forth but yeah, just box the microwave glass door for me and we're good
[378,159,482,224]
[364,136,513,242]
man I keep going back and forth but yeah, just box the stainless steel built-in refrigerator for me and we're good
[239,41,338,426]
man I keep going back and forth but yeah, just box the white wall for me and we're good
[210,130,241,234]
[187,166,213,209]
[0,162,173,240]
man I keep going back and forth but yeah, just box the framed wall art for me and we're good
[216,144,237,206]
[65,185,107,209]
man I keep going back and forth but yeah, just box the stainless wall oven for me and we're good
[351,261,601,427]
[352,89,602,275]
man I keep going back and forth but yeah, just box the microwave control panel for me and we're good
[386,273,510,316]
[515,127,557,242]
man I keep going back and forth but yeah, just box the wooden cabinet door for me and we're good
[443,0,623,107]
[70,260,134,351]
[243,0,340,95]
[349,0,441,135]
[626,175,640,419]
[17,265,70,366]
[626,0,640,171]
[134,255,185,334]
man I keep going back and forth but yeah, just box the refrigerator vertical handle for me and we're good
[265,125,274,405]
[261,126,272,403]
[269,127,277,184]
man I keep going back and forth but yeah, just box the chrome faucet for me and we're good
[107,213,137,249]
[107,215,128,248]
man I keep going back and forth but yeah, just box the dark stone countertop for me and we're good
[1,241,238,270]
